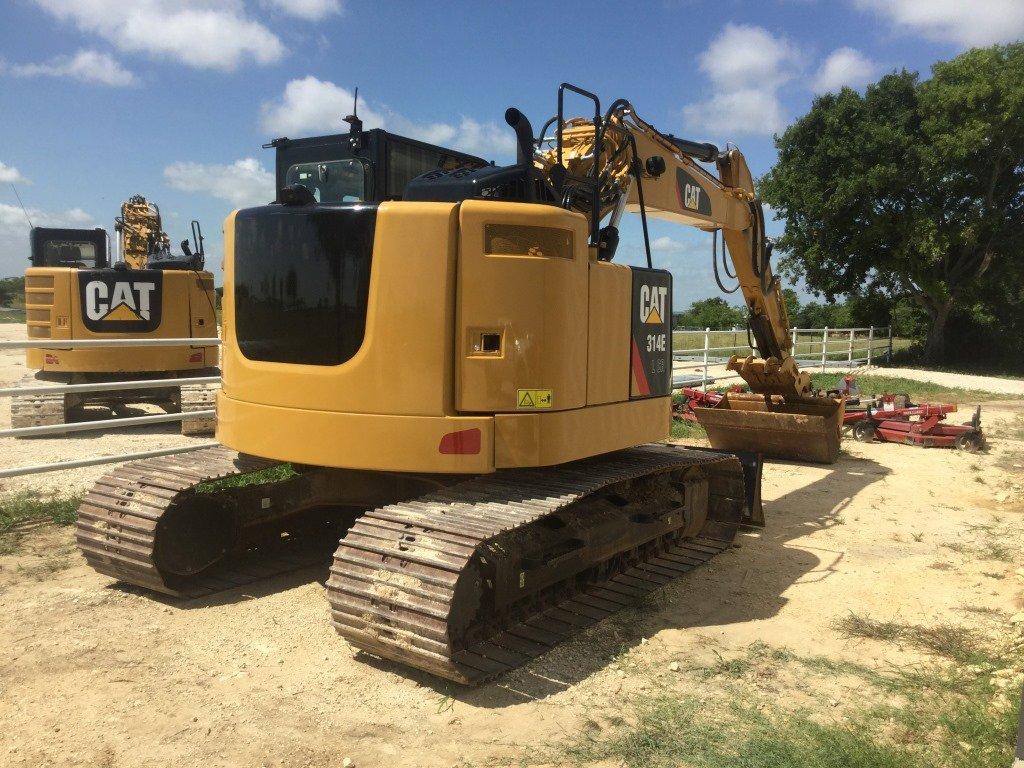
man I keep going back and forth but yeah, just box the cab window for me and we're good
[43,240,99,267]
[285,159,365,203]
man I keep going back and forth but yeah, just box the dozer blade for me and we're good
[693,392,844,464]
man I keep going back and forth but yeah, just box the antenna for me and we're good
[343,86,363,150]
[10,184,33,229]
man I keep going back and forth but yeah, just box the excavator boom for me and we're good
[536,98,842,462]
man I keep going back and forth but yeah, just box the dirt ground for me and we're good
[2,322,1024,767]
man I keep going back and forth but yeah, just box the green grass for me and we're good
[811,372,1016,402]
[559,696,929,768]
[834,613,1003,668]
[195,463,296,494]
[0,490,82,554]
[542,622,1020,768]
[669,419,707,440]
[0,306,25,323]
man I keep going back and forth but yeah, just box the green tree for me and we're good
[0,276,25,307]
[761,44,1024,362]
[781,288,801,326]
[674,297,745,330]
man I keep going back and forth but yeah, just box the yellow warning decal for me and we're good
[517,389,553,409]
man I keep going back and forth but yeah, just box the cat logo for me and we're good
[78,271,163,333]
[682,183,702,211]
[676,168,712,215]
[639,284,668,325]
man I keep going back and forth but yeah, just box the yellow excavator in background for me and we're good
[76,85,841,684]
[17,195,218,434]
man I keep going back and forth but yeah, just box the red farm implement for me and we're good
[674,384,984,453]
[843,402,985,451]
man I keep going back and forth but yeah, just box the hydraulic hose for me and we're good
[712,230,739,294]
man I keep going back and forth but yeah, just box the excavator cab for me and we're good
[267,128,488,204]
[30,227,109,269]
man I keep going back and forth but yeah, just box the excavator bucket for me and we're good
[693,392,844,464]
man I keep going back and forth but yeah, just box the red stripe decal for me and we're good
[630,338,651,396]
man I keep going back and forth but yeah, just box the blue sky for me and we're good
[1,0,1022,307]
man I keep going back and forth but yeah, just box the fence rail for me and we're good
[2,336,219,478]
[672,325,893,391]
[1,337,220,349]
[2,326,894,478]
[0,442,218,480]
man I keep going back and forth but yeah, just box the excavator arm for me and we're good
[537,104,812,398]
[536,98,841,463]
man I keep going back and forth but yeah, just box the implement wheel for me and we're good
[955,432,983,453]
[852,420,877,443]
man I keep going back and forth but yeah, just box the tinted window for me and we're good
[43,240,99,267]
[285,160,365,203]
[388,141,445,196]
[234,205,377,366]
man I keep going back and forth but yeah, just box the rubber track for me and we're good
[179,379,218,435]
[75,446,316,598]
[327,444,744,684]
[10,372,65,429]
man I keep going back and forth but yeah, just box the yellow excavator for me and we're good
[76,86,840,684]
[18,195,218,434]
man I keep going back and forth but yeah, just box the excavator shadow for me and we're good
[365,451,890,707]
[107,536,338,608]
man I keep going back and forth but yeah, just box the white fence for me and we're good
[2,337,220,478]
[672,325,893,390]
[3,327,893,478]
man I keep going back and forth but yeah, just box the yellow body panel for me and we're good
[455,201,589,413]
[24,267,217,374]
[217,393,495,473]
[220,203,460,416]
[494,397,669,468]
[218,199,670,473]
[586,261,631,405]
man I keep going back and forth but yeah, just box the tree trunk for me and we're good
[923,301,953,362]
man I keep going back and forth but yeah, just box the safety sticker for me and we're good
[517,389,553,409]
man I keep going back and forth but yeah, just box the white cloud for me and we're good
[6,49,136,86]
[164,158,275,208]
[812,47,879,93]
[0,203,95,276]
[263,0,341,21]
[854,0,1024,48]
[650,236,688,253]
[0,163,30,185]
[260,77,516,159]
[698,23,802,91]
[32,0,285,71]
[683,88,790,137]
[260,77,385,137]
[683,24,801,137]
